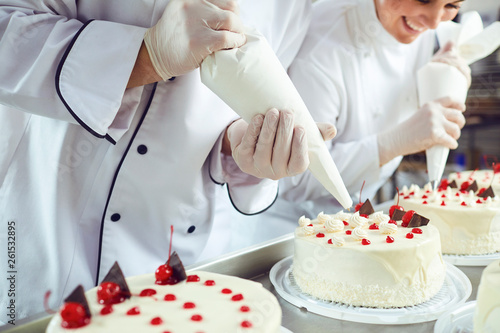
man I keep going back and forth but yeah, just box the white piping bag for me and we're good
[200,28,353,209]
[418,12,500,190]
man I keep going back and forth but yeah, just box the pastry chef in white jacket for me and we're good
[217,0,472,248]
[0,0,326,324]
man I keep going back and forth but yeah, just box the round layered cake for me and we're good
[398,183,500,255]
[474,259,500,333]
[292,204,445,308]
[448,170,500,196]
[46,270,282,333]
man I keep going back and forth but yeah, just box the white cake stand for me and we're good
[433,301,475,333]
[443,252,500,266]
[270,256,472,325]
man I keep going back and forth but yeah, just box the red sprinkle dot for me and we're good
[422,201,428,204]
[441,201,446,206]
[386,236,394,243]
[126,307,140,315]
[412,228,422,234]
[361,239,371,245]
[240,306,250,312]
[139,289,157,297]
[100,305,113,315]
[404,196,410,199]
[476,199,482,204]
[183,302,196,309]
[221,288,232,294]
[461,201,467,206]
[187,275,200,282]
[406,233,414,239]
[164,294,176,301]
[360,214,369,218]
[455,192,460,197]
[343,221,349,226]
[231,294,244,301]
[316,233,325,238]
[422,195,428,199]
[441,194,447,198]
[388,220,397,225]
[345,230,352,235]
[327,239,333,244]
[241,320,253,328]
[191,314,203,322]
[151,317,163,325]
[369,223,379,230]
[307,223,313,227]
[204,280,215,286]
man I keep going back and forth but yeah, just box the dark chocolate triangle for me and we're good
[167,251,187,283]
[478,186,495,199]
[64,285,91,318]
[391,209,406,221]
[100,262,131,299]
[466,180,478,193]
[358,199,375,216]
[407,213,430,228]
[448,180,458,189]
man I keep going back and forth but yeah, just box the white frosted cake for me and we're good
[474,259,500,333]
[398,183,500,255]
[292,201,445,308]
[46,260,281,332]
[449,170,500,196]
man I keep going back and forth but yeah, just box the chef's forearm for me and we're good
[127,42,162,88]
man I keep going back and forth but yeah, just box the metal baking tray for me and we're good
[0,233,485,333]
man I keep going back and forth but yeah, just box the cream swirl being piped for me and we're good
[325,219,344,233]
[333,210,352,221]
[349,212,368,229]
[379,221,398,235]
[351,227,368,241]
[298,215,311,227]
[371,211,390,225]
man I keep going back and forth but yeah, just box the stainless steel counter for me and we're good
[0,233,485,333]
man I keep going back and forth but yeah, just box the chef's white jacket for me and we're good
[281,0,436,211]
[0,0,311,323]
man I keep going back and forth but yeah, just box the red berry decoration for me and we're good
[327,239,333,244]
[438,179,449,190]
[155,264,173,284]
[386,236,394,243]
[126,306,140,315]
[240,305,250,312]
[231,294,244,301]
[97,282,125,305]
[441,201,446,206]
[406,233,414,239]
[191,314,203,322]
[389,187,404,218]
[345,230,352,235]
[151,317,163,325]
[412,228,422,234]
[100,305,113,315]
[316,233,325,238]
[460,181,470,191]
[204,280,215,286]
[241,320,253,328]
[183,302,196,309]
[369,223,379,230]
[222,288,232,294]
[461,201,467,206]
[361,239,371,245]
[422,201,428,205]
[355,180,366,212]
[343,221,349,226]
[187,275,200,282]
[401,210,415,227]
[164,294,176,301]
[60,302,90,329]
[388,219,397,225]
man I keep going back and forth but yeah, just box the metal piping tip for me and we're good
[430,180,438,192]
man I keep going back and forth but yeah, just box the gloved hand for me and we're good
[432,41,472,87]
[144,0,247,80]
[377,96,466,166]
[224,109,337,180]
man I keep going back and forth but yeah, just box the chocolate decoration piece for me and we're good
[64,285,91,318]
[466,180,478,193]
[166,251,187,283]
[448,180,458,189]
[478,186,495,199]
[100,261,131,300]
[408,213,430,228]
[391,209,406,221]
[358,199,375,216]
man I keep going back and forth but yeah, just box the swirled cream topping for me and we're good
[298,215,311,227]
[351,227,368,241]
[371,211,390,225]
[333,210,352,221]
[317,211,330,224]
[325,219,344,233]
[330,236,345,247]
[379,221,398,235]
[349,212,368,229]
[302,225,315,236]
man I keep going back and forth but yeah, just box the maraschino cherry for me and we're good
[401,210,415,227]
[389,187,404,218]
[60,302,90,329]
[97,282,126,305]
[355,181,366,212]
[156,225,175,285]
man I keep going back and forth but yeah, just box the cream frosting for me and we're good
[293,211,445,308]
[474,260,500,333]
[398,183,500,255]
[325,219,344,233]
[46,271,281,333]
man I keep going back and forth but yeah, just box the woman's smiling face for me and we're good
[374,0,464,44]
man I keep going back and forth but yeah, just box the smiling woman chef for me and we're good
[0,0,335,322]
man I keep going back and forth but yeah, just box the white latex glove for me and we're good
[144,0,246,80]
[226,109,337,180]
[377,97,466,166]
[432,41,472,87]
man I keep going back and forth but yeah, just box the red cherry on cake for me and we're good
[460,181,470,191]
[355,202,363,212]
[438,179,449,190]
[386,236,394,243]
[401,210,415,227]
[155,264,173,284]
[97,282,125,305]
[355,180,366,212]
[390,186,403,218]
[60,302,90,329]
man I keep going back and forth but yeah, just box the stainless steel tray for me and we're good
[0,233,485,333]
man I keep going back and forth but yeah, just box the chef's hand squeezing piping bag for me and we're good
[200,28,353,209]
[418,11,500,190]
